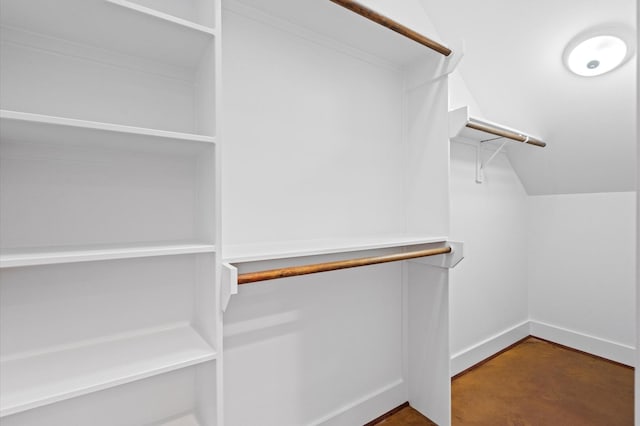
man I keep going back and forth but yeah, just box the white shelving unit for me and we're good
[3,0,458,424]
[0,0,215,67]
[1,324,216,417]
[0,109,218,267]
[221,1,455,425]
[0,0,222,424]
[1,364,216,426]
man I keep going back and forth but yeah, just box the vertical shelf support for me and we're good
[221,263,238,311]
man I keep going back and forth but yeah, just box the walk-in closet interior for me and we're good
[0,0,637,425]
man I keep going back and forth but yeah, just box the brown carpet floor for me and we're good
[375,337,634,426]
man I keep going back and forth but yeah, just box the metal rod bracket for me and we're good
[476,139,508,184]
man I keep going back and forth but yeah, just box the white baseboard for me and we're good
[450,321,530,376]
[451,320,636,374]
[305,321,633,425]
[529,320,636,367]
[312,379,406,426]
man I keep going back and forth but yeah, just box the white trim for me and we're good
[106,0,217,36]
[451,320,636,376]
[0,243,216,268]
[450,321,530,376]
[529,320,636,367]
[310,379,406,426]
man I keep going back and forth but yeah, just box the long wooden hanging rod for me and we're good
[237,246,452,284]
[329,0,452,57]
[466,119,546,148]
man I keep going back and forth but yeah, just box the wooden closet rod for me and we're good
[466,119,546,148]
[329,0,452,57]
[237,246,452,284]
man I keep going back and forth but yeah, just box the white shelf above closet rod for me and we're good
[449,106,546,183]
[449,106,546,148]
[236,246,452,284]
[329,0,452,56]
[465,117,546,148]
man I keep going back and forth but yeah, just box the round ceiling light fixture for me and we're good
[563,26,635,77]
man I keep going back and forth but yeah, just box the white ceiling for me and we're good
[421,0,637,195]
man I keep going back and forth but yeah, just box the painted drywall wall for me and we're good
[528,192,636,365]
[221,1,453,424]
[421,0,637,196]
[635,3,639,418]
[636,2,639,418]
[449,141,530,374]
[448,70,484,119]
[224,262,406,425]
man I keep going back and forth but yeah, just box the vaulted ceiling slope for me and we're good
[421,0,637,195]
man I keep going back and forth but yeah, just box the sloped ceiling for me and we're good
[421,0,637,195]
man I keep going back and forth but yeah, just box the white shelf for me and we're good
[0,110,215,148]
[0,242,216,268]
[159,413,202,426]
[0,0,215,68]
[0,324,217,417]
[106,0,215,36]
[225,0,445,67]
[223,234,448,263]
[449,106,544,147]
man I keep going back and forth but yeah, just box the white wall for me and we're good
[636,2,639,417]
[449,142,530,375]
[421,0,637,197]
[449,146,637,373]
[221,2,453,424]
[447,70,484,119]
[447,59,637,375]
[528,192,637,366]
[635,2,640,416]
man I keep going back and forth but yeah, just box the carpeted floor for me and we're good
[374,336,634,425]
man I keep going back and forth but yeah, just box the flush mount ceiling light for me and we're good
[563,27,635,77]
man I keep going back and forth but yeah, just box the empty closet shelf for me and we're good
[238,246,452,284]
[449,106,546,147]
[0,110,216,147]
[0,243,217,268]
[0,325,216,417]
[224,235,448,263]
[0,0,215,67]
